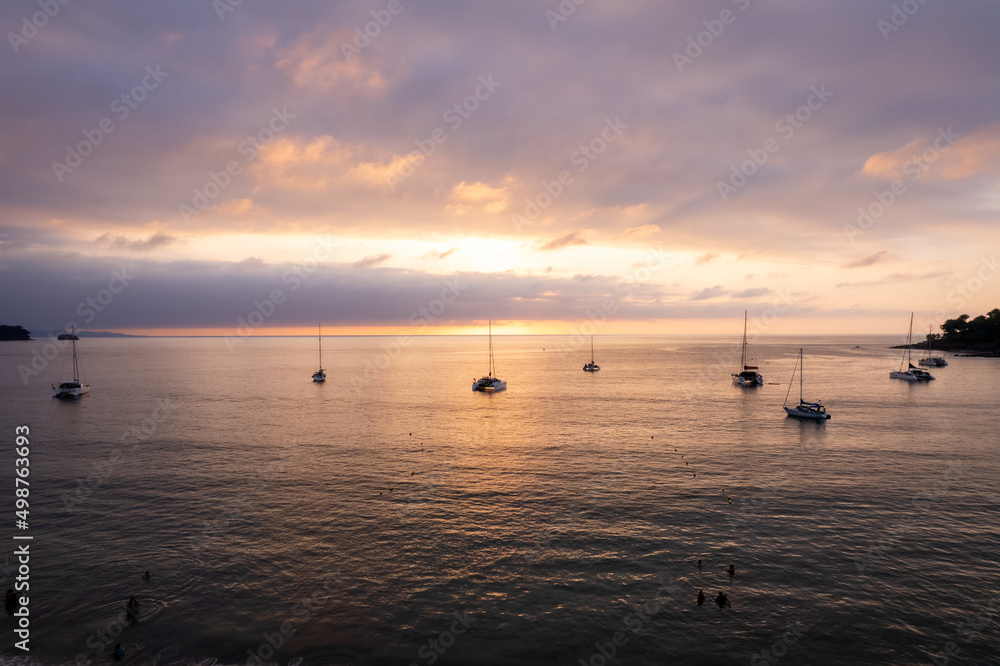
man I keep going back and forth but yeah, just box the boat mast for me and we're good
[71,326,80,382]
[318,323,323,368]
[906,312,914,367]
[488,319,494,378]
[799,348,804,403]
[741,311,748,369]
[591,335,594,364]
[783,349,797,408]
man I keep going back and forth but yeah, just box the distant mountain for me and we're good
[29,329,147,339]
[0,325,31,341]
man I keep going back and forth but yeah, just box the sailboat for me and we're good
[732,311,763,385]
[890,313,935,381]
[783,349,829,419]
[472,320,506,392]
[918,325,948,367]
[52,327,90,398]
[312,323,326,382]
[583,335,600,372]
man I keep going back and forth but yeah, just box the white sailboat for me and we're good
[890,313,935,381]
[918,325,948,367]
[52,327,90,398]
[472,320,506,392]
[783,349,830,420]
[312,323,326,382]
[583,334,600,372]
[732,311,763,386]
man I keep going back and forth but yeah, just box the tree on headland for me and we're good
[0,325,31,341]
[938,308,1000,351]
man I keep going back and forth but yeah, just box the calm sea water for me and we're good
[0,335,998,665]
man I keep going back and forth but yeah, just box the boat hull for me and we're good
[784,406,829,420]
[890,370,934,381]
[732,373,763,386]
[53,385,90,398]
[889,371,918,381]
[472,378,506,392]
[918,357,948,367]
[583,364,600,372]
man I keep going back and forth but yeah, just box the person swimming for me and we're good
[143,570,151,581]
[715,592,731,609]
[113,644,125,660]
[126,596,140,620]
[727,564,735,577]
[697,559,702,569]
[697,590,705,606]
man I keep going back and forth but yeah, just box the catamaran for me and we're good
[472,320,506,392]
[732,311,763,386]
[890,313,935,381]
[312,323,326,382]
[52,327,90,398]
[918,325,948,367]
[783,349,830,420]
[583,334,600,372]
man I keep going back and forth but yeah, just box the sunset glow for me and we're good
[2,2,998,335]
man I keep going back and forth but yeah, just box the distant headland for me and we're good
[0,326,147,340]
[0,325,31,341]
[33,329,147,339]
[892,308,1000,357]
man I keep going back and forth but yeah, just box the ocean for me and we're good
[0,335,997,665]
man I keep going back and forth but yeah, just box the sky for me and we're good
[1,0,998,336]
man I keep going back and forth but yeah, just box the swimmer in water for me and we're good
[113,644,125,660]
[697,590,705,606]
[728,564,735,577]
[143,570,151,581]
[697,559,702,569]
[715,592,731,609]
[126,596,140,620]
